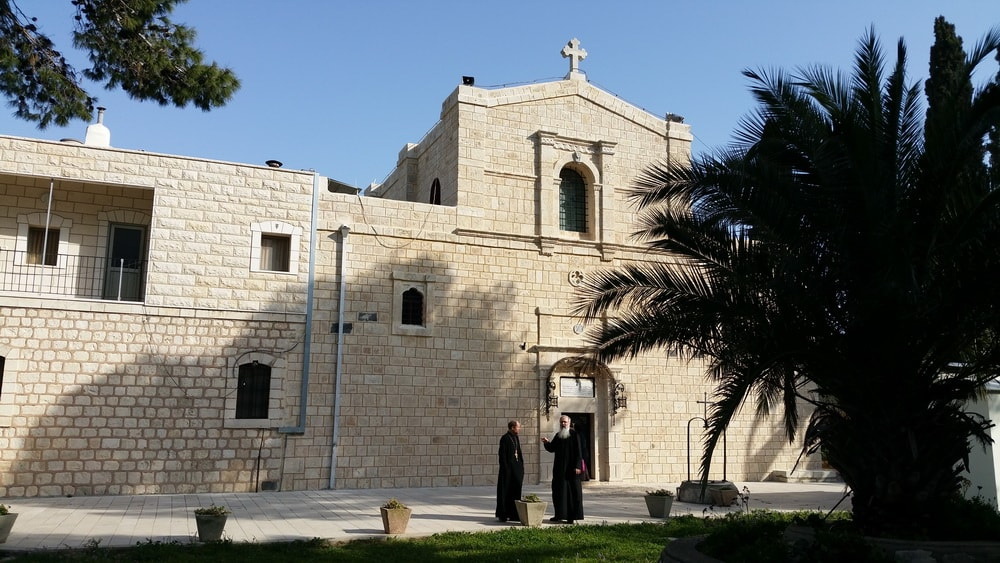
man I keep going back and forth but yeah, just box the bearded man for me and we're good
[541,415,584,523]
[496,420,524,522]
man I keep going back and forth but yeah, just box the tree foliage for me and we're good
[0,0,239,128]
[574,21,1000,537]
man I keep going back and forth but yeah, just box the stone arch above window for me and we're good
[534,131,614,252]
[392,271,435,336]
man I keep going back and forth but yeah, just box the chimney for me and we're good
[84,107,111,147]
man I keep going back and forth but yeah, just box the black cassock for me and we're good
[543,429,584,521]
[496,431,524,520]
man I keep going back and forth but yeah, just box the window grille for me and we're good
[236,362,271,419]
[559,169,587,232]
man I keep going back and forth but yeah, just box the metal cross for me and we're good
[696,392,712,421]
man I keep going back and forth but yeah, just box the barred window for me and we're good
[236,362,271,419]
[559,168,587,233]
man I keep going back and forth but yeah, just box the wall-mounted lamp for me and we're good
[612,382,627,413]
[519,342,526,351]
[545,379,559,418]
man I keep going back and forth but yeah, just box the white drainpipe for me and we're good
[279,172,321,434]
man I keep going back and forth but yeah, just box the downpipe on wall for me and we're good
[329,225,350,489]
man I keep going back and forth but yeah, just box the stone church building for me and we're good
[0,40,820,497]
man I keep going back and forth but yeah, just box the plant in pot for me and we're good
[193,504,230,542]
[644,488,675,518]
[380,498,412,534]
[0,504,16,543]
[514,493,548,527]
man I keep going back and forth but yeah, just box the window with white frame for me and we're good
[16,213,72,267]
[250,221,301,274]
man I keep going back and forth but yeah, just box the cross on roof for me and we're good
[561,38,587,80]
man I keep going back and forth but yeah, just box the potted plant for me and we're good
[514,493,548,527]
[644,489,675,518]
[380,498,412,534]
[0,504,16,543]
[193,504,230,542]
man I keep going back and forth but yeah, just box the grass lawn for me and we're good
[0,520,700,562]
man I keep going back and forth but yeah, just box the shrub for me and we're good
[381,498,408,510]
[194,505,230,516]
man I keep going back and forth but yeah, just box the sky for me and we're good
[2,1,998,189]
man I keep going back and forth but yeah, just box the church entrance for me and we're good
[565,413,593,480]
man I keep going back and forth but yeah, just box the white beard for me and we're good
[557,427,571,440]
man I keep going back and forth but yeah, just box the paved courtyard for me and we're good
[0,481,850,552]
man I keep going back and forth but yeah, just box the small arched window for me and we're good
[401,287,425,326]
[559,168,587,233]
[236,362,271,419]
[430,178,442,205]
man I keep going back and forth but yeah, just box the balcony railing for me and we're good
[0,249,146,302]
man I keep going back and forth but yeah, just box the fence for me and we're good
[0,249,145,302]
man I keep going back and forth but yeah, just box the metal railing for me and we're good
[0,249,146,302]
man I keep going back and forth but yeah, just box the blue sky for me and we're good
[2,1,998,188]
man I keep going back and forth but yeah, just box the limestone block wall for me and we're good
[0,299,306,497]
[0,136,315,314]
[315,193,815,490]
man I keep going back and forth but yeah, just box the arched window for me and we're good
[559,168,587,232]
[430,178,442,205]
[401,287,425,326]
[236,361,271,419]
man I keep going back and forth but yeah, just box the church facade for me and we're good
[0,41,816,497]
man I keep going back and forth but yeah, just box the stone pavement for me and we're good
[0,481,851,552]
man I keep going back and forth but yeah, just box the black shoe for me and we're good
[548,517,561,522]
[567,520,574,524]
[498,517,507,522]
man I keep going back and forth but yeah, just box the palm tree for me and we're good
[574,25,1000,536]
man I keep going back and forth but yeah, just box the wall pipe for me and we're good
[279,172,322,434]
[329,224,350,489]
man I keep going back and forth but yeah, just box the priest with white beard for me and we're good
[541,414,584,523]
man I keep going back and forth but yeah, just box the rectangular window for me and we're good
[27,227,59,266]
[236,363,270,419]
[259,234,291,272]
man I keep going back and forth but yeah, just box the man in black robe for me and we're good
[542,415,584,523]
[496,420,524,522]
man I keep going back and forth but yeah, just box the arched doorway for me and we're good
[540,356,620,482]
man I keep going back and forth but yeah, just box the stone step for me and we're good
[766,469,843,483]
